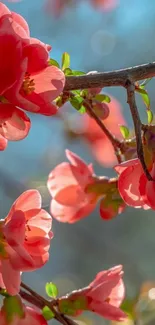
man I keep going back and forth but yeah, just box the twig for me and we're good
[20,282,77,325]
[125,80,152,180]
[65,61,155,91]
[83,100,125,163]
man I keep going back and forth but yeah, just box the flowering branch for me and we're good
[83,100,124,163]
[125,80,152,180]
[20,282,77,325]
[65,61,155,91]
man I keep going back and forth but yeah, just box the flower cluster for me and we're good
[47,149,125,222]
[58,265,126,321]
[0,3,65,149]
[0,190,53,295]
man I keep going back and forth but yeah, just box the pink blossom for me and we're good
[0,135,8,151]
[0,3,65,143]
[47,150,97,223]
[0,190,53,295]
[47,150,125,223]
[59,265,126,321]
[115,158,153,209]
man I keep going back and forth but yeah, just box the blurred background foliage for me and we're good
[1,0,155,324]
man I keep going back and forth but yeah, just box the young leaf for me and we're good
[42,306,55,320]
[61,52,70,71]
[49,58,60,68]
[45,282,58,298]
[58,300,75,315]
[140,78,152,87]
[147,110,153,124]
[95,94,111,103]
[135,86,150,109]
[70,96,86,113]
[120,125,130,139]
[71,70,85,76]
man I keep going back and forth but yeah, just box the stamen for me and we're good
[22,73,35,95]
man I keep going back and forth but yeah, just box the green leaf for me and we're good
[71,70,85,76]
[3,296,25,323]
[64,68,72,75]
[49,58,60,68]
[61,52,70,71]
[73,297,87,311]
[42,306,55,320]
[95,94,111,103]
[70,96,86,113]
[147,110,153,124]
[121,298,137,320]
[45,282,58,298]
[58,300,75,315]
[140,78,152,87]
[120,125,130,139]
[136,86,150,109]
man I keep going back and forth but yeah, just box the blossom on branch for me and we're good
[0,190,53,295]
[0,295,47,325]
[115,157,155,210]
[0,2,65,145]
[47,150,125,222]
[58,265,126,321]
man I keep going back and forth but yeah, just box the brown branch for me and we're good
[125,80,152,180]
[20,282,77,325]
[83,100,125,163]
[65,62,155,91]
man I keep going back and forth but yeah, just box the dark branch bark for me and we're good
[126,80,152,180]
[20,282,77,325]
[65,62,155,90]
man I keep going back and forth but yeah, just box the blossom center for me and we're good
[22,73,35,95]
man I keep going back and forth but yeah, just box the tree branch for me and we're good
[20,282,77,325]
[65,61,155,91]
[125,80,152,180]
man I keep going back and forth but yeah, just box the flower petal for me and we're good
[7,190,42,219]
[0,135,7,151]
[1,260,21,295]
[0,104,31,141]
[89,301,126,321]
[117,160,144,207]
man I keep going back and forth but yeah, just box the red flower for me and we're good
[0,135,7,151]
[47,150,97,223]
[47,150,125,223]
[115,158,154,209]
[59,265,126,321]
[0,3,65,142]
[0,190,53,295]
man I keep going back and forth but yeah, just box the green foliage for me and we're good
[49,58,60,68]
[42,306,55,320]
[59,299,76,315]
[45,282,58,298]
[121,298,137,320]
[3,296,24,323]
[70,96,86,113]
[146,110,153,124]
[95,94,111,103]
[120,125,130,139]
[61,52,70,71]
[136,86,150,109]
